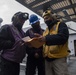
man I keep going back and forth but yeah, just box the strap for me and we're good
[56,22,60,32]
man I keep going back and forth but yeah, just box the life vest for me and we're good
[43,22,69,58]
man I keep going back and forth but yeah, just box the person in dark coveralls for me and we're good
[25,14,45,75]
[38,10,69,75]
[0,11,29,75]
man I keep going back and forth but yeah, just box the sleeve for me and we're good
[0,25,14,50]
[45,22,69,46]
[24,30,30,37]
[24,29,38,56]
[24,30,32,55]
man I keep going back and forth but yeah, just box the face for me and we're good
[18,18,25,25]
[43,15,53,27]
[14,18,25,30]
[31,21,41,31]
[44,16,51,21]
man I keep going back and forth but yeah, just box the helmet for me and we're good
[42,10,53,18]
[42,10,51,18]
[12,11,29,22]
[42,10,58,20]
[29,14,40,25]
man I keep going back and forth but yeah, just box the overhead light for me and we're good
[66,8,74,15]
[24,0,35,4]
[57,11,65,17]
[71,0,76,4]
[51,0,70,10]
[70,15,76,19]
[32,0,51,8]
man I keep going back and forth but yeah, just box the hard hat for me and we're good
[12,11,29,22]
[0,18,3,23]
[42,10,53,18]
[29,14,40,25]
[42,10,58,20]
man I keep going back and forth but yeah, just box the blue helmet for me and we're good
[29,14,40,25]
